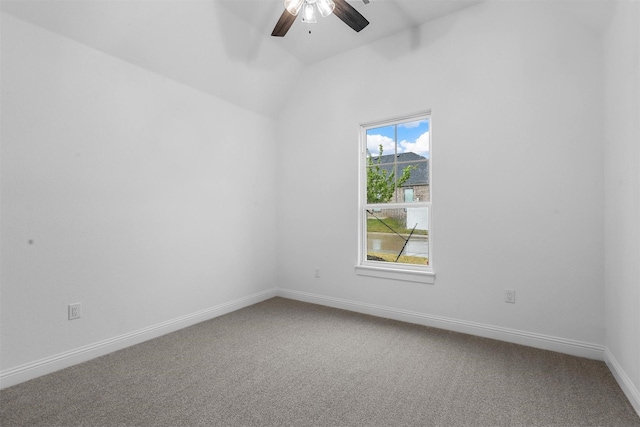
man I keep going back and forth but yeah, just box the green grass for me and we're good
[367,252,428,265]
[367,218,428,236]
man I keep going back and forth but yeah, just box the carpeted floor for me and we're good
[1,297,639,426]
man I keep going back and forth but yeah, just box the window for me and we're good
[404,188,414,202]
[357,112,433,283]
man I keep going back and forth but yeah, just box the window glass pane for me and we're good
[397,119,430,158]
[366,125,395,157]
[366,120,430,205]
[366,208,428,266]
[404,188,414,202]
[395,158,429,202]
[367,163,398,204]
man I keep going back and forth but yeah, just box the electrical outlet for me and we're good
[314,268,320,278]
[68,303,82,320]
[504,289,516,304]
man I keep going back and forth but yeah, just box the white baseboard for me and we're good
[0,288,278,390]
[605,347,640,417]
[0,287,615,394]
[276,288,605,361]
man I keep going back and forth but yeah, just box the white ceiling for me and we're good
[0,0,612,117]
[0,0,483,116]
[1,0,483,65]
[221,0,483,64]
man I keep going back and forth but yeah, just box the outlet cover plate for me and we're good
[68,303,82,320]
[504,290,516,304]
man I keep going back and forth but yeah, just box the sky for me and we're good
[366,119,429,159]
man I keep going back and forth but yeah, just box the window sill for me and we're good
[355,264,435,284]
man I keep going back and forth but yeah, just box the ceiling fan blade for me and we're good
[333,0,369,32]
[271,9,297,37]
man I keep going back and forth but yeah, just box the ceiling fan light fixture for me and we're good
[272,0,369,37]
[316,0,335,17]
[284,0,304,16]
[301,3,317,23]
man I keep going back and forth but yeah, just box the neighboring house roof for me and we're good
[371,152,429,186]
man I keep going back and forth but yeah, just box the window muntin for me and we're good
[360,113,432,272]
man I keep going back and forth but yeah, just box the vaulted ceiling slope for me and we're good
[1,1,484,118]
[0,0,304,119]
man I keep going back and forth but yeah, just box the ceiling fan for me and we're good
[272,0,369,37]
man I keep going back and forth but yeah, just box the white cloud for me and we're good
[399,131,430,157]
[366,134,395,156]
[399,120,427,129]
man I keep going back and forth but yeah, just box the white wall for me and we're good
[277,1,605,351]
[604,0,640,413]
[0,14,277,376]
[0,1,304,119]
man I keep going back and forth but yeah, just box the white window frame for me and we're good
[355,111,435,284]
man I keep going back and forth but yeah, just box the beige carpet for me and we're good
[1,297,639,426]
